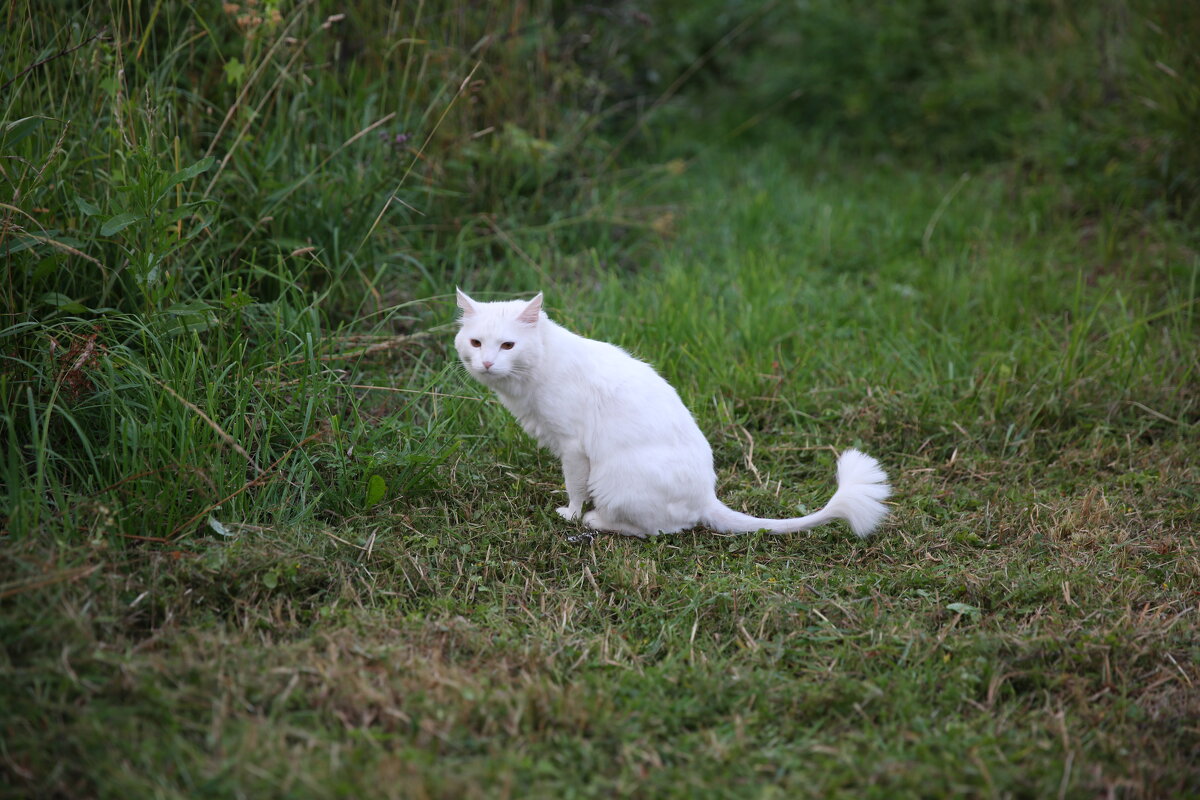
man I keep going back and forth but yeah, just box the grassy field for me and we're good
[4,2,1199,798]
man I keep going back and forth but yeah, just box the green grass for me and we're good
[3,2,1199,798]
[5,142,1197,797]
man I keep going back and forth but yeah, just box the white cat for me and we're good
[454,289,891,539]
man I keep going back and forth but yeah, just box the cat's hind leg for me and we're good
[582,510,650,539]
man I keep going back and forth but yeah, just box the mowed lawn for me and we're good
[5,130,1197,798]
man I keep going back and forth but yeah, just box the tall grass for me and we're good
[1,0,652,539]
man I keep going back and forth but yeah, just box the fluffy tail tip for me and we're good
[833,449,892,538]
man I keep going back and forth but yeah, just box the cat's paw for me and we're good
[556,505,582,521]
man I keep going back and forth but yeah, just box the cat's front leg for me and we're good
[555,450,590,521]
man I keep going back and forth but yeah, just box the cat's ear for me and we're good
[517,292,543,326]
[456,287,476,318]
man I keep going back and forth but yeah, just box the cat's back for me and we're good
[548,325,701,442]
[559,324,712,472]
[552,323,670,389]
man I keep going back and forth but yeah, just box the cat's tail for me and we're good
[701,449,892,538]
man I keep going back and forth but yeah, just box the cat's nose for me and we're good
[482,360,494,370]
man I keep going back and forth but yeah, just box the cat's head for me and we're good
[454,289,545,384]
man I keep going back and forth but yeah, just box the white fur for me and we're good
[455,289,892,538]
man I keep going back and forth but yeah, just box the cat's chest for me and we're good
[495,389,573,453]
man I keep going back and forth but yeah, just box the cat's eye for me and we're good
[469,339,481,348]
[500,341,515,350]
